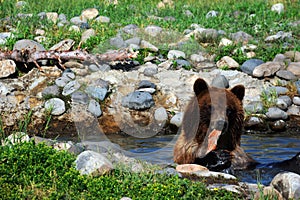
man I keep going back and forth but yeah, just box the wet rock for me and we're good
[3,132,30,146]
[0,59,16,78]
[71,91,89,104]
[266,107,288,120]
[253,62,284,78]
[62,80,81,96]
[122,91,155,110]
[276,70,297,80]
[88,99,102,117]
[55,76,72,87]
[230,31,253,43]
[211,75,229,88]
[44,98,66,115]
[13,39,45,51]
[244,116,266,131]
[85,86,108,101]
[170,112,183,127]
[241,59,264,75]
[271,172,300,200]
[95,16,110,23]
[140,40,158,52]
[41,85,60,98]
[75,150,113,176]
[271,3,284,14]
[269,120,286,131]
[206,10,218,18]
[50,39,75,51]
[287,62,300,77]
[154,107,168,122]
[81,29,96,43]
[144,25,162,37]
[293,96,300,105]
[167,50,185,59]
[81,8,99,21]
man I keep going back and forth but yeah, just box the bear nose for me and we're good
[215,120,228,131]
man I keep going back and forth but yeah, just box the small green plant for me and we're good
[260,88,278,111]
[18,110,33,133]
[43,105,54,137]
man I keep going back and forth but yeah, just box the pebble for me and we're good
[206,10,218,18]
[110,36,126,49]
[154,107,168,122]
[143,66,158,76]
[216,56,239,69]
[122,91,155,110]
[276,98,288,110]
[125,37,141,46]
[271,3,284,14]
[219,38,233,47]
[85,86,108,101]
[287,105,300,116]
[4,132,30,146]
[44,98,66,115]
[46,12,58,23]
[175,59,191,69]
[278,95,292,107]
[71,91,89,104]
[138,80,156,89]
[0,59,16,78]
[167,50,186,59]
[240,59,264,75]
[190,54,206,62]
[88,99,102,117]
[170,112,183,127]
[293,97,300,105]
[55,76,72,87]
[244,116,266,131]
[266,107,288,120]
[50,39,75,51]
[62,80,81,96]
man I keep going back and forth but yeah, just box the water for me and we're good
[103,133,300,185]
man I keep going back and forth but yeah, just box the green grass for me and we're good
[0,141,240,199]
[0,0,299,62]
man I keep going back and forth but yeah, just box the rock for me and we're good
[154,107,168,122]
[287,62,300,77]
[44,98,66,115]
[69,25,80,32]
[211,75,229,88]
[125,37,141,46]
[53,141,84,155]
[269,120,286,131]
[144,25,162,37]
[143,67,158,76]
[167,50,186,59]
[81,8,99,21]
[271,172,300,200]
[252,62,284,78]
[278,95,292,107]
[287,105,300,116]
[241,59,264,75]
[195,28,218,42]
[75,150,113,176]
[190,54,206,62]
[41,85,60,98]
[254,186,283,200]
[271,3,284,14]
[206,10,218,18]
[230,31,253,43]
[55,76,71,87]
[122,91,155,110]
[110,36,126,49]
[174,59,191,69]
[170,112,183,127]
[293,96,300,105]
[140,40,158,52]
[0,82,11,95]
[156,167,182,177]
[3,132,30,146]
[88,99,102,117]
[85,86,108,101]
[284,51,300,62]
[95,16,110,23]
[176,164,208,173]
[0,59,16,78]
[15,1,27,8]
[46,12,58,23]
[13,39,45,51]
[138,80,156,89]
[208,184,242,195]
[192,170,236,180]
[81,29,96,43]
[270,86,288,95]
[50,39,75,51]
[266,107,288,120]
[216,56,239,69]
[62,80,81,96]
[244,116,266,131]
[219,38,233,47]
[122,24,139,35]
[276,98,288,110]
[276,70,297,80]
[71,91,89,104]
[273,53,287,63]
[184,10,194,17]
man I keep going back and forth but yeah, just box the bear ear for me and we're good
[230,85,245,101]
[193,78,208,96]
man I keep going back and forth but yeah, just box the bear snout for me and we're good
[212,120,228,132]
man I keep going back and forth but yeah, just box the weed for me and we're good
[43,105,54,137]
[18,110,33,133]
[260,88,278,111]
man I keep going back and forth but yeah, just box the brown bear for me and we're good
[173,78,257,171]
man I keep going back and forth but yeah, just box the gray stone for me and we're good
[144,66,158,76]
[42,85,60,97]
[241,59,264,75]
[44,98,66,115]
[244,116,266,131]
[206,10,218,18]
[144,25,162,37]
[81,29,96,43]
[110,36,126,48]
[276,98,288,110]
[75,150,113,176]
[122,24,139,35]
[285,51,300,62]
[15,1,27,8]
[287,62,300,77]
[95,16,110,23]
[273,53,287,62]
[156,168,182,177]
[192,170,236,180]
[296,80,300,94]
[230,31,253,43]
[85,86,108,101]
[138,80,156,89]
[154,107,168,122]
[125,37,141,45]
[140,40,158,52]
[13,39,45,51]
[211,75,229,88]
[253,62,284,77]
[276,70,297,80]
[0,82,11,96]
[244,102,264,113]
[271,3,284,14]
[287,105,300,116]
[195,28,218,42]
[55,76,71,87]
[0,59,16,78]
[62,71,76,79]
[170,112,183,127]
[90,79,109,90]
[175,59,191,69]
[53,141,84,155]
[271,172,300,200]
[62,80,81,96]
[190,54,206,62]
[270,86,288,95]
[88,99,102,117]
[122,91,154,110]
[293,96,300,105]
[137,88,156,94]
[269,120,286,131]
[71,91,89,104]
[266,107,288,120]
[167,50,186,59]
[278,95,292,107]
